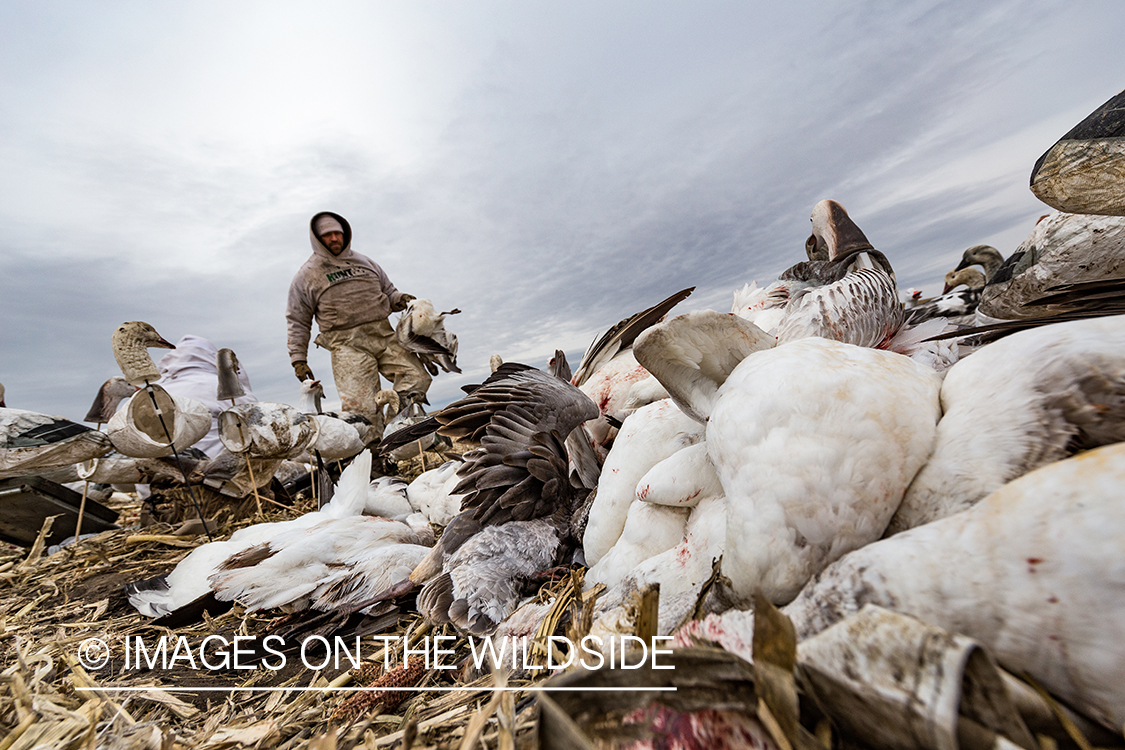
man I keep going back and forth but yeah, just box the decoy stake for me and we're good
[143,382,214,541]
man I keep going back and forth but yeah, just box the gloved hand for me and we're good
[392,293,416,313]
[293,361,314,382]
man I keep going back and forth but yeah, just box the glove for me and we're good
[293,361,314,382]
[392,293,416,313]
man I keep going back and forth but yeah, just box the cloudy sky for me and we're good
[2,1,1122,419]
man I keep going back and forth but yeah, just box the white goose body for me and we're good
[785,442,1125,731]
[577,349,654,446]
[208,514,432,612]
[582,398,704,565]
[634,312,941,605]
[127,451,377,617]
[593,442,728,633]
[365,475,414,519]
[711,338,940,603]
[731,280,790,335]
[889,314,1125,534]
[406,460,465,526]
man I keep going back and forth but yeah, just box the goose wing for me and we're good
[633,310,775,423]
[572,287,695,386]
[449,371,597,526]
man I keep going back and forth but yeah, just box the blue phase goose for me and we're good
[384,361,598,635]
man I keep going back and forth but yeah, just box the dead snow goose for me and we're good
[787,442,1125,732]
[634,310,941,605]
[888,313,1125,534]
[126,450,380,618]
[395,298,462,374]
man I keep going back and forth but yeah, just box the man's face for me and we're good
[320,231,345,255]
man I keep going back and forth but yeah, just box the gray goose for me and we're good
[386,361,598,635]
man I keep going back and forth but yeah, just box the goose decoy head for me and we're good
[953,244,1003,276]
[84,376,137,423]
[942,267,986,294]
[112,322,176,386]
[807,199,874,261]
[216,348,247,401]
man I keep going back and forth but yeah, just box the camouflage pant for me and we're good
[314,319,431,419]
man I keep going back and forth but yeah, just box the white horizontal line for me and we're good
[75,686,677,693]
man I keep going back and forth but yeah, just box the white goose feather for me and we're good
[889,314,1125,534]
[635,313,942,605]
[786,442,1125,731]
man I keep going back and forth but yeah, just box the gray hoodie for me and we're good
[286,212,406,363]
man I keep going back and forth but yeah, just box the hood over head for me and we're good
[310,211,353,257]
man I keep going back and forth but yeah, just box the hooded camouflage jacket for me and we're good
[286,211,407,363]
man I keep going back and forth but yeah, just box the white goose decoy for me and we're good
[126,450,381,617]
[976,212,1125,323]
[298,378,386,447]
[1030,87,1125,217]
[83,377,137,425]
[888,314,1125,534]
[786,442,1125,732]
[0,406,113,479]
[634,310,942,605]
[395,298,462,375]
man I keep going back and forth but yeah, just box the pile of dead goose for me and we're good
[3,89,1125,750]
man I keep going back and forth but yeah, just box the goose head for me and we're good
[375,388,401,418]
[807,199,874,261]
[942,267,986,294]
[216,348,247,401]
[84,376,137,423]
[112,322,176,386]
[953,244,1004,279]
[299,378,325,414]
[548,349,571,382]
